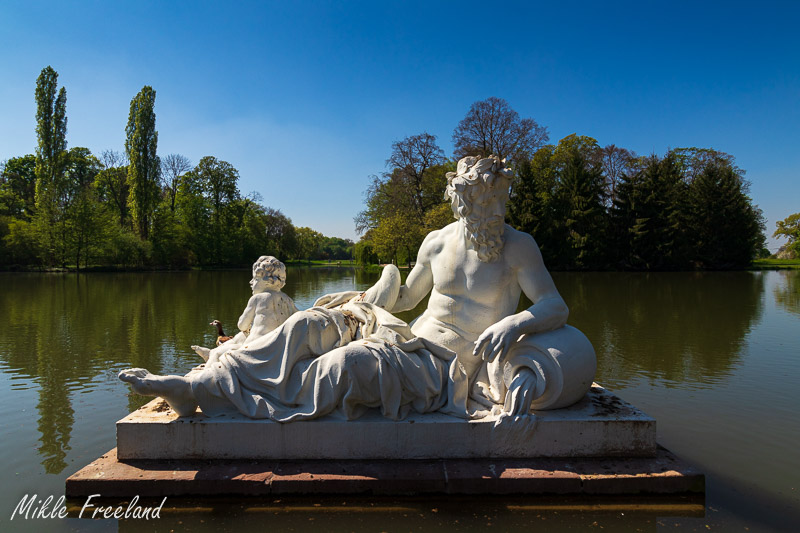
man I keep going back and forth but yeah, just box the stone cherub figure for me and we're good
[119,156,595,422]
[192,256,297,363]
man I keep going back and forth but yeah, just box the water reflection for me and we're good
[0,268,768,476]
[112,495,703,533]
[552,272,765,389]
[0,273,236,472]
[773,270,800,316]
[0,268,382,474]
[284,266,364,308]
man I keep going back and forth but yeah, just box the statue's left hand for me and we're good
[473,315,521,363]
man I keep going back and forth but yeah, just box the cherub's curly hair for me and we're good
[252,255,286,289]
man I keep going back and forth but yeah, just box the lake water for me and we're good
[0,268,798,532]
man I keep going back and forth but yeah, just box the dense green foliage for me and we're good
[0,67,352,269]
[773,212,800,259]
[509,140,766,270]
[358,99,767,271]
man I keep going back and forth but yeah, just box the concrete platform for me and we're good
[117,384,657,460]
[66,446,703,498]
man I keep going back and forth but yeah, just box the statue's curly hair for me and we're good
[443,156,512,262]
[445,155,512,219]
[252,255,286,289]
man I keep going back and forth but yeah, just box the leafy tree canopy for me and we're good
[774,212,800,258]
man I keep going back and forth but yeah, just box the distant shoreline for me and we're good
[1,259,798,273]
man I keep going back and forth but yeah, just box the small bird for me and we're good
[210,320,233,346]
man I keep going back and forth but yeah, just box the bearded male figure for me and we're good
[319,155,596,418]
[119,156,595,421]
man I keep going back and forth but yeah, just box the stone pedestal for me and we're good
[66,446,704,498]
[117,385,656,460]
[67,385,703,497]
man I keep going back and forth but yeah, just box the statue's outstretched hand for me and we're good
[473,316,521,363]
[313,291,361,309]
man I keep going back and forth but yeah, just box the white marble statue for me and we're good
[119,156,596,422]
[192,256,298,363]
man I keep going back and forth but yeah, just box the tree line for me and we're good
[1,69,777,271]
[356,97,769,270]
[0,66,353,269]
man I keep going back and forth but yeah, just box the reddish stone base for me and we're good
[66,446,703,498]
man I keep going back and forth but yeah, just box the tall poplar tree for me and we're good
[33,66,68,265]
[125,86,159,240]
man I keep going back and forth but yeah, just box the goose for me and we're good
[210,320,233,346]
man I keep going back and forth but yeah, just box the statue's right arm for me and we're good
[314,230,437,311]
[237,295,258,332]
[389,231,436,313]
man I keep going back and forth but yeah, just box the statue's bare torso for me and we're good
[395,221,567,368]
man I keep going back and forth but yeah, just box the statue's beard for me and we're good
[462,214,505,262]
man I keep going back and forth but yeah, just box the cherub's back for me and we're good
[250,291,297,337]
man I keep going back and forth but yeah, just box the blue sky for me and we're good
[1,1,798,250]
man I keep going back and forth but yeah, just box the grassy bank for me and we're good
[750,258,800,270]
[283,260,356,267]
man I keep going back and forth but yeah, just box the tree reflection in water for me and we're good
[0,268,769,474]
[773,270,800,316]
[552,271,765,389]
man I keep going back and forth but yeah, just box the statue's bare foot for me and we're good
[119,368,156,395]
[192,345,211,362]
[118,368,198,417]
